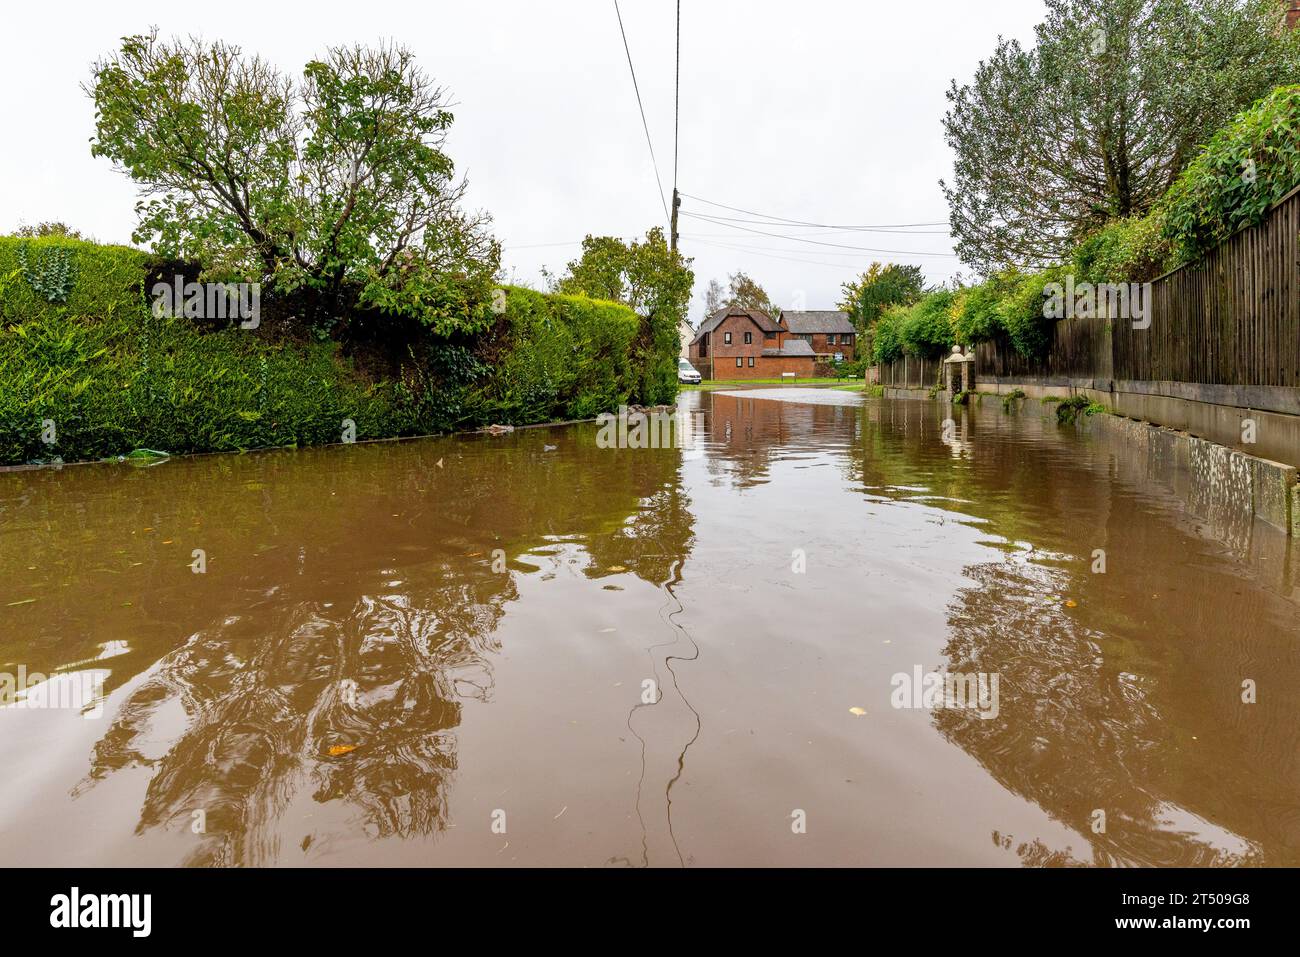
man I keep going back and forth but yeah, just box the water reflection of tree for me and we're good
[14,427,696,864]
[852,403,1299,866]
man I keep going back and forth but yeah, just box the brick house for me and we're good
[1289,0,1300,28]
[777,311,857,362]
[688,307,859,379]
[688,308,817,379]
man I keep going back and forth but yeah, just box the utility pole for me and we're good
[670,0,681,256]
[671,189,680,254]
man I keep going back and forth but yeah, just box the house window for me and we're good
[828,334,839,345]
[748,356,755,367]
[744,331,752,344]
[735,357,743,368]
[724,332,732,344]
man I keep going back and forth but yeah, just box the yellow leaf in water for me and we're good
[1065,599,1078,608]
[607,566,627,573]
[327,745,357,757]
[849,707,867,716]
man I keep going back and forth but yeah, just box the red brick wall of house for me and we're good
[1289,0,1300,29]
[786,332,856,361]
[709,354,817,380]
[707,315,768,362]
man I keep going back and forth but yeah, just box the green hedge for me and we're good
[468,287,641,424]
[1072,212,1172,285]
[872,290,956,363]
[0,238,657,466]
[0,236,148,323]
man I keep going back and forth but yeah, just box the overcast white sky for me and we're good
[0,0,1045,321]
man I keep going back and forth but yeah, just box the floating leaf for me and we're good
[607,565,627,573]
[849,707,867,716]
[327,744,357,757]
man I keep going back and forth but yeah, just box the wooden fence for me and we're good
[878,355,940,389]
[882,185,1300,414]
[1113,186,1300,392]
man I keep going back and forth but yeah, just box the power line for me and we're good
[688,237,872,270]
[679,191,949,230]
[614,0,670,226]
[682,210,950,234]
[682,235,935,258]
[682,211,960,257]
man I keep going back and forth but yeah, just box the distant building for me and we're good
[1289,0,1300,29]
[679,317,695,358]
[776,311,857,363]
[688,307,844,379]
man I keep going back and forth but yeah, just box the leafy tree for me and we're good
[87,30,500,334]
[839,262,927,332]
[898,290,957,359]
[723,271,775,315]
[551,227,693,322]
[12,222,86,240]
[702,277,725,317]
[942,0,1300,273]
[872,305,908,364]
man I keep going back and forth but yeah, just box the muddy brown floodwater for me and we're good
[1,387,1298,867]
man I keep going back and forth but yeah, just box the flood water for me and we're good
[2,388,1298,867]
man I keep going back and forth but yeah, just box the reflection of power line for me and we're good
[614,0,670,226]
[679,191,949,230]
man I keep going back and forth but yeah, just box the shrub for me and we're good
[1163,85,1300,266]
[1072,211,1172,284]
[951,270,1022,344]
[1055,394,1107,424]
[995,266,1067,360]
[898,290,956,359]
[872,304,908,364]
[468,288,641,425]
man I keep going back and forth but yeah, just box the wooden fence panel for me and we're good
[1113,187,1300,388]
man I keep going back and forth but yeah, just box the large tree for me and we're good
[839,262,927,332]
[87,31,500,333]
[549,227,693,323]
[702,278,725,317]
[942,0,1300,273]
[722,271,775,315]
